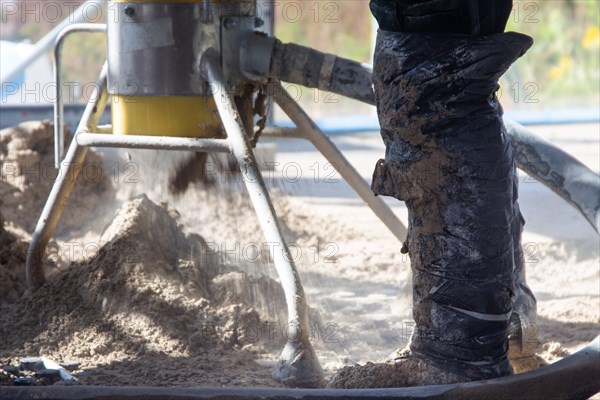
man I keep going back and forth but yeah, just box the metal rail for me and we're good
[0,1,105,85]
[76,133,231,153]
[273,84,408,242]
[54,24,107,167]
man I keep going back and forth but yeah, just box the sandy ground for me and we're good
[0,121,598,390]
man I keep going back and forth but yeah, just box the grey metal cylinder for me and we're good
[107,1,210,96]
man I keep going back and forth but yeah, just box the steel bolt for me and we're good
[223,18,236,30]
[123,6,135,17]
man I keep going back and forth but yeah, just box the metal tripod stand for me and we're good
[25,1,407,387]
[25,0,599,390]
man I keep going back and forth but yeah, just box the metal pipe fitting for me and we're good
[239,32,277,83]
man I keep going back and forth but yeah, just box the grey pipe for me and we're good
[269,39,376,105]
[26,63,109,291]
[504,118,600,232]
[54,24,107,167]
[76,133,231,153]
[244,41,600,232]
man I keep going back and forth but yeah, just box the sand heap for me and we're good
[0,195,293,387]
[0,120,115,237]
[0,209,27,304]
[0,120,117,305]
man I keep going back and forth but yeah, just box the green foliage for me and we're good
[275,1,373,64]
[502,1,599,109]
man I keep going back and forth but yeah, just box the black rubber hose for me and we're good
[0,337,597,399]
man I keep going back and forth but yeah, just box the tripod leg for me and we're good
[273,83,407,243]
[202,50,323,388]
[26,64,109,292]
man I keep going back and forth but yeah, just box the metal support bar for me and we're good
[202,50,323,387]
[26,63,109,291]
[54,24,107,167]
[95,125,113,134]
[273,84,408,243]
[0,336,598,399]
[76,133,231,153]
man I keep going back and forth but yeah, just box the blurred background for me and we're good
[1,0,599,128]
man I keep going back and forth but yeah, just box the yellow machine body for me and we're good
[111,95,222,138]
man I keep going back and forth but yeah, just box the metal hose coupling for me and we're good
[239,32,376,104]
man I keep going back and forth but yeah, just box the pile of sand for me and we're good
[0,120,322,387]
[0,195,293,386]
[0,121,116,238]
[0,120,117,305]
[0,210,27,304]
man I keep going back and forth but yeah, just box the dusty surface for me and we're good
[0,120,116,239]
[0,121,598,389]
[0,121,116,304]
[0,210,27,304]
[328,348,473,389]
[0,194,289,387]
